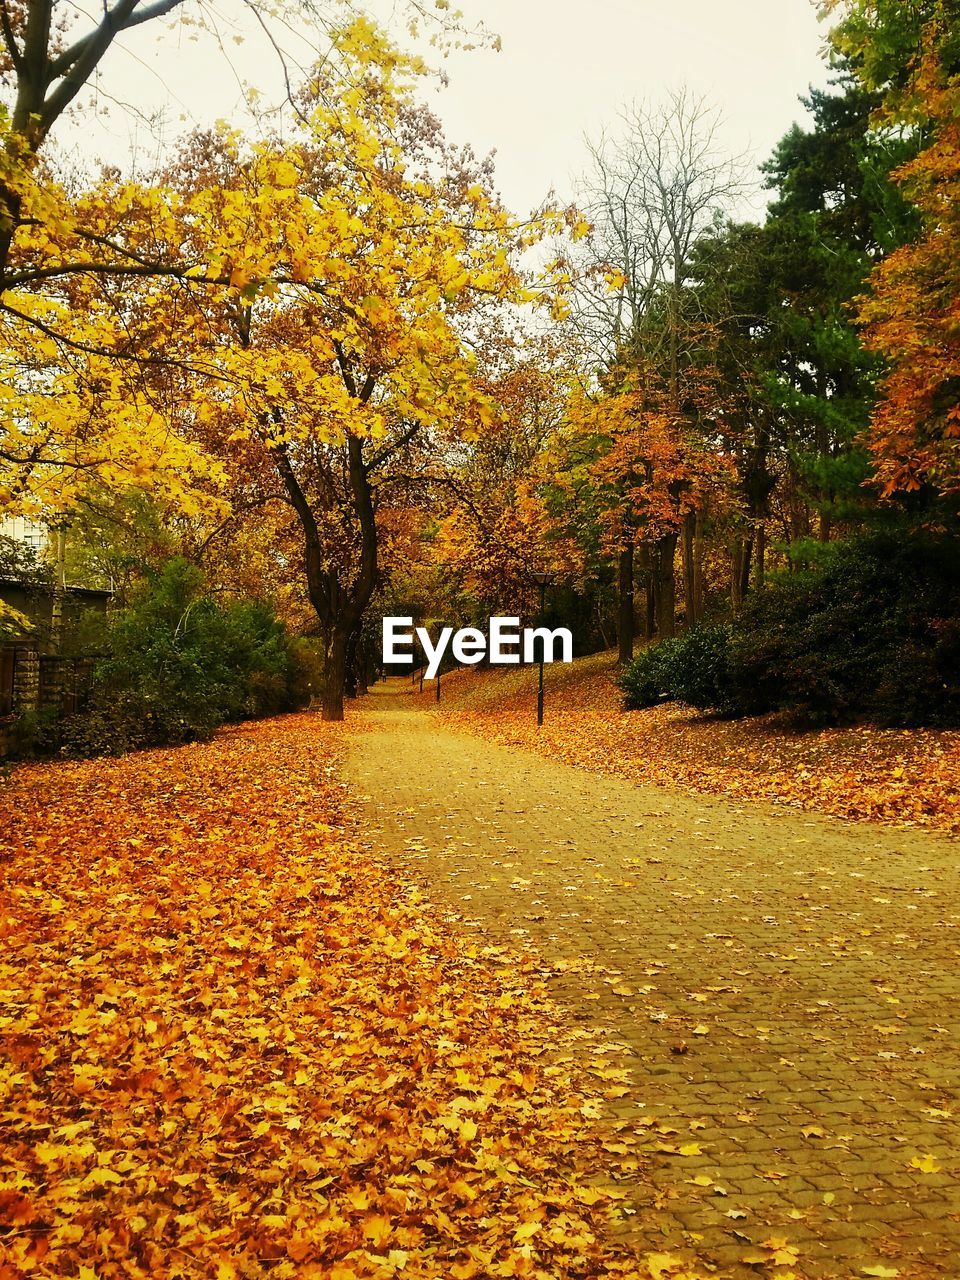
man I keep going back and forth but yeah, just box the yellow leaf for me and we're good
[361,1213,392,1246]
[513,1220,541,1242]
[272,159,300,188]
[644,1254,685,1278]
[773,1246,801,1265]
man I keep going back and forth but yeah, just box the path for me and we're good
[343,682,960,1278]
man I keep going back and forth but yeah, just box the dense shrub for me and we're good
[619,534,960,727]
[59,559,307,755]
[731,533,960,725]
[619,625,732,712]
[662,625,733,711]
[618,637,679,709]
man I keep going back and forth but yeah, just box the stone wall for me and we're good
[0,643,39,757]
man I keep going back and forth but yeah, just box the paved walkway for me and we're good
[343,683,960,1278]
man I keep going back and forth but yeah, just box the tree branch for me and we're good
[42,0,186,135]
[365,420,421,474]
[0,299,235,382]
[270,440,330,616]
[0,0,22,72]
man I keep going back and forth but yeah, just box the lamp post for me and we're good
[529,569,554,727]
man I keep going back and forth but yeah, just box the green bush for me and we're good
[617,637,682,709]
[729,533,960,725]
[618,625,732,713]
[60,559,307,755]
[619,534,960,727]
[10,706,61,757]
[663,625,733,711]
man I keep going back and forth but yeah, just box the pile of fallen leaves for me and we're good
[421,655,960,835]
[0,714,660,1280]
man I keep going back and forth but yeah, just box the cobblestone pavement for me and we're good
[342,683,960,1279]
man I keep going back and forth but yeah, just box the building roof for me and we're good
[0,577,113,600]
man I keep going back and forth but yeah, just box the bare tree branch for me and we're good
[572,89,751,371]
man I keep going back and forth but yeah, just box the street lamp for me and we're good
[529,569,554,727]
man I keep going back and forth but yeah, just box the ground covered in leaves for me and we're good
[0,714,656,1280]
[419,655,960,834]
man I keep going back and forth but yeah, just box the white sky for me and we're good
[56,0,833,222]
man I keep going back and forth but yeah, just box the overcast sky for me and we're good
[59,0,833,222]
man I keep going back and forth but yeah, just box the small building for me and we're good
[0,515,47,556]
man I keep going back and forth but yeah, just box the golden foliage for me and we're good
[1,20,580,524]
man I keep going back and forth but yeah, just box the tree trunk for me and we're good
[274,431,380,722]
[730,540,742,609]
[753,522,766,590]
[595,596,612,651]
[693,509,705,622]
[636,545,655,641]
[355,646,369,697]
[682,511,696,628]
[731,533,753,609]
[344,628,359,698]
[657,532,677,639]
[322,627,349,721]
[646,573,656,640]
[618,546,635,664]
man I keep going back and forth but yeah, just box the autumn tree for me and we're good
[0,2,491,517]
[429,351,578,621]
[0,0,185,275]
[821,0,960,101]
[78,24,574,719]
[0,1,265,514]
[0,0,486,269]
[556,349,733,654]
[572,91,746,652]
[823,2,960,503]
[679,72,913,600]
